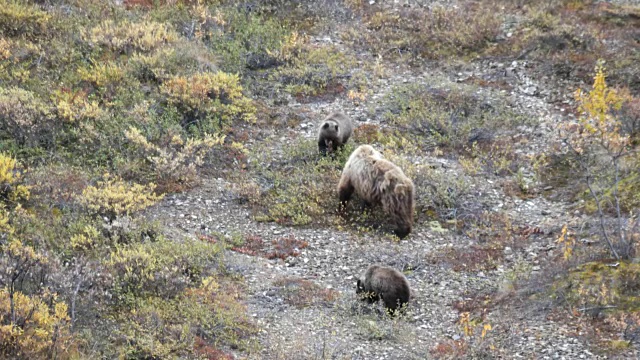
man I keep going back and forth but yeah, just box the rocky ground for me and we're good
[145,2,639,359]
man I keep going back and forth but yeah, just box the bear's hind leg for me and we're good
[337,175,354,206]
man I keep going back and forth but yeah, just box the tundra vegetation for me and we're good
[0,0,639,358]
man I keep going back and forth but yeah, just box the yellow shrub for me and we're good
[70,224,100,252]
[0,205,12,235]
[52,88,104,123]
[125,126,225,190]
[0,288,75,359]
[0,1,50,38]
[0,240,75,357]
[77,61,124,89]
[79,173,163,221]
[0,152,30,203]
[160,71,256,129]
[0,38,11,60]
[128,47,176,82]
[85,20,177,53]
[570,62,630,154]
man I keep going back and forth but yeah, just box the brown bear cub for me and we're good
[337,145,415,239]
[356,264,411,314]
[317,112,353,155]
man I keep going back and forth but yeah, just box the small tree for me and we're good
[562,61,637,260]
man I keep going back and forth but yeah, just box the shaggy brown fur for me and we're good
[356,264,411,313]
[337,145,415,238]
[317,112,353,155]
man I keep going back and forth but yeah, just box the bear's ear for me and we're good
[322,123,329,129]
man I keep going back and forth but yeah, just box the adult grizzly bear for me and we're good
[317,112,353,155]
[356,264,411,314]
[337,145,414,239]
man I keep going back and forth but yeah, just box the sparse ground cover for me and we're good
[1,0,639,358]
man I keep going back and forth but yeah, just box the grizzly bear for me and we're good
[356,264,411,314]
[317,112,353,155]
[337,145,414,239]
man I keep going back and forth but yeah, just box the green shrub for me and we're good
[349,3,502,60]
[110,276,258,359]
[106,238,222,308]
[379,83,531,150]
[553,261,640,313]
[199,6,291,74]
[0,87,54,148]
[235,139,347,226]
[270,44,366,98]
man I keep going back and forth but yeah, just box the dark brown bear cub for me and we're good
[337,145,415,238]
[317,112,353,155]
[356,264,411,314]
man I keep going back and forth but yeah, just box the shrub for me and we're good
[379,83,530,151]
[160,71,256,133]
[269,43,366,98]
[52,88,104,124]
[85,19,177,54]
[27,164,89,211]
[125,126,225,191]
[234,139,346,226]
[0,87,54,148]
[197,5,291,74]
[78,173,163,222]
[111,276,258,359]
[69,224,102,253]
[0,1,51,39]
[0,152,30,203]
[553,261,640,314]
[271,277,338,309]
[127,43,218,83]
[349,2,502,60]
[353,123,382,144]
[0,288,76,359]
[106,238,222,308]
[77,61,125,95]
[266,234,309,260]
[560,62,636,259]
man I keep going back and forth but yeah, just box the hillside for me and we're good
[0,0,639,359]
